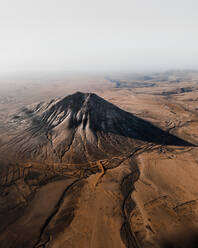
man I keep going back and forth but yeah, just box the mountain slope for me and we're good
[2,92,191,164]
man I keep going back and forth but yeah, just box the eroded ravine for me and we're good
[34,179,83,248]
[33,145,154,248]
[0,139,160,248]
[120,167,140,248]
[0,178,78,248]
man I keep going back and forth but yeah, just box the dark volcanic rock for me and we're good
[1,92,192,164]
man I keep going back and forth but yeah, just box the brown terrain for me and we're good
[0,70,198,248]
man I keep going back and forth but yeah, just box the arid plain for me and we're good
[0,70,198,248]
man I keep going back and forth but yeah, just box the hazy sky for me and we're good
[0,0,198,75]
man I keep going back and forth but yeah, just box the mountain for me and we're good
[2,92,191,165]
[0,92,195,248]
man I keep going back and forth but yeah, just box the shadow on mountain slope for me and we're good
[23,92,194,147]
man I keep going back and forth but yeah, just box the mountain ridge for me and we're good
[1,91,193,165]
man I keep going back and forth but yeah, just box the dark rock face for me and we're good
[2,92,192,165]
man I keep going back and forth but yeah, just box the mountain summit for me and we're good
[4,92,192,164]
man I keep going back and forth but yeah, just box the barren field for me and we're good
[0,70,198,248]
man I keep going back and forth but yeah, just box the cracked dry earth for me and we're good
[0,92,197,248]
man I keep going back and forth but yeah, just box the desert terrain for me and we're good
[0,70,198,248]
